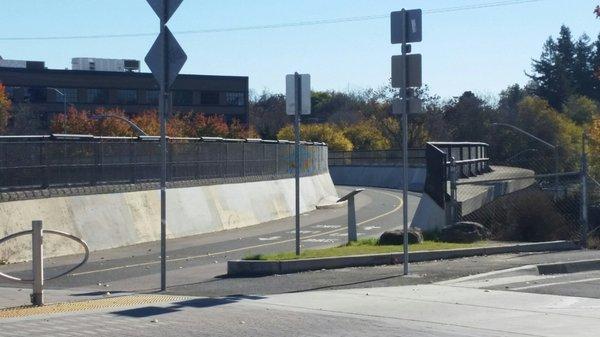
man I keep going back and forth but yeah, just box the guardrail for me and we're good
[328,149,426,166]
[424,142,492,208]
[0,221,89,306]
[0,135,329,192]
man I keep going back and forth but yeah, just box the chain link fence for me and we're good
[587,134,600,247]
[0,136,329,192]
[328,149,426,167]
[445,135,588,244]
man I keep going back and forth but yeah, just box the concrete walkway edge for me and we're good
[227,241,580,277]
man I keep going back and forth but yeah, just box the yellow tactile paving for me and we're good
[0,294,193,319]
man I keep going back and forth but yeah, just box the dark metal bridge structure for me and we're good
[0,134,329,193]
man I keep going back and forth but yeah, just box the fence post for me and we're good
[41,140,49,189]
[449,157,458,227]
[275,144,279,177]
[195,141,201,180]
[581,132,589,248]
[129,141,136,184]
[31,220,44,306]
[242,142,246,177]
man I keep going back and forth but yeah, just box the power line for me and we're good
[0,0,545,42]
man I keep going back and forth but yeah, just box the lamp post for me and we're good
[49,88,67,133]
[48,88,67,115]
[91,114,148,136]
[491,122,559,198]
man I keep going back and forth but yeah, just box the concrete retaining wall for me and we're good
[329,166,426,191]
[0,173,337,263]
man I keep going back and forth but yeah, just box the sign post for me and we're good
[286,73,311,256]
[145,0,187,291]
[391,9,423,276]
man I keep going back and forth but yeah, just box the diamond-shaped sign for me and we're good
[145,27,187,89]
[147,0,183,23]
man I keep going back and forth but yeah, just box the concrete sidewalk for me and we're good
[0,284,598,336]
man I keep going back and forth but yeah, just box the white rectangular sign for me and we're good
[286,74,311,116]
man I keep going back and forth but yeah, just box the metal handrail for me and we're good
[0,230,89,283]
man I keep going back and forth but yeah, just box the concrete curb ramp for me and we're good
[537,259,600,275]
[227,241,580,277]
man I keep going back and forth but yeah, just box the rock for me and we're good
[379,228,424,245]
[440,222,491,243]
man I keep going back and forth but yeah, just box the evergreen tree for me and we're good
[530,26,577,109]
[573,34,595,99]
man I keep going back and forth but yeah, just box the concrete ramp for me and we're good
[0,173,337,263]
[412,166,535,231]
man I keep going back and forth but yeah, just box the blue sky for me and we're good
[1,0,598,99]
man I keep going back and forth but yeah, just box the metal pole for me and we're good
[400,9,409,276]
[159,1,169,292]
[31,220,44,306]
[450,157,458,225]
[554,145,560,200]
[581,132,589,248]
[294,72,301,256]
[348,196,357,243]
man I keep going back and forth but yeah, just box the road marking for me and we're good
[72,189,403,277]
[304,239,337,244]
[258,236,282,241]
[364,226,381,231]
[510,276,600,291]
[314,225,341,229]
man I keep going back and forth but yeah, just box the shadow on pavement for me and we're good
[110,295,266,318]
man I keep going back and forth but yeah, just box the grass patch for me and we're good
[244,239,490,261]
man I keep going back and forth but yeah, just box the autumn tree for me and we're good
[50,106,95,134]
[343,119,391,151]
[277,124,353,152]
[0,84,11,134]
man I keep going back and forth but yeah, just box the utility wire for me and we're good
[0,0,545,41]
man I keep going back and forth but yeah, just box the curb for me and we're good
[537,259,600,275]
[227,241,580,277]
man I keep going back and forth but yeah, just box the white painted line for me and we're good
[511,277,600,291]
[288,230,319,235]
[437,265,537,286]
[258,237,282,242]
[304,239,338,244]
[364,226,381,231]
[314,225,341,229]
[72,189,403,277]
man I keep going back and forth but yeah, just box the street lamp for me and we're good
[91,114,148,136]
[48,88,67,133]
[491,122,560,198]
[48,88,67,115]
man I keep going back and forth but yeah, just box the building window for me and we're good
[51,88,78,103]
[87,88,109,104]
[200,91,220,105]
[173,90,193,106]
[225,92,245,106]
[26,87,47,103]
[145,90,159,105]
[5,86,18,101]
[117,89,138,104]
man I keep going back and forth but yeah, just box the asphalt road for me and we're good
[0,186,421,294]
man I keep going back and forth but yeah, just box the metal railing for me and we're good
[0,135,329,192]
[424,142,492,208]
[0,221,90,306]
[328,149,426,166]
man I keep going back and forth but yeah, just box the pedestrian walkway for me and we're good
[1,284,599,336]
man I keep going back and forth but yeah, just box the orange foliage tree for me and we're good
[49,106,256,139]
[0,83,12,134]
[50,106,95,134]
